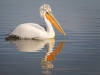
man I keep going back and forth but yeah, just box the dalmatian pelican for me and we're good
[9,4,66,39]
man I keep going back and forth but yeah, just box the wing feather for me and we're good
[9,23,47,38]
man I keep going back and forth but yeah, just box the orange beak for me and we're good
[45,12,66,36]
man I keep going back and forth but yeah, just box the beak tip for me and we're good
[64,33,66,36]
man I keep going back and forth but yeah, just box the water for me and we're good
[0,0,100,75]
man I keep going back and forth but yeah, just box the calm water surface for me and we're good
[0,0,100,75]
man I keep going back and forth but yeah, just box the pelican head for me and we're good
[40,4,66,36]
[40,4,52,18]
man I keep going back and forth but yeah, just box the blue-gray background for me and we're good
[0,0,100,75]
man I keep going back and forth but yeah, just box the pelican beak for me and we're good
[45,12,66,36]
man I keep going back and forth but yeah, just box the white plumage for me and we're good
[9,23,47,39]
[9,4,66,39]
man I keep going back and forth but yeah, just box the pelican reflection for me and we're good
[5,37,65,74]
[5,37,55,52]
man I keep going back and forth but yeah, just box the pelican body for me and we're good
[9,4,66,39]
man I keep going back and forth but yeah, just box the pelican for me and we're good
[9,4,66,39]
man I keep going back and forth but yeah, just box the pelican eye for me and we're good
[46,12,49,14]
